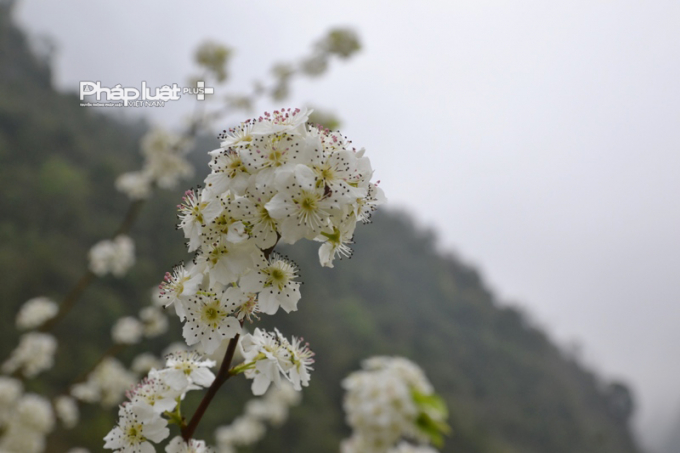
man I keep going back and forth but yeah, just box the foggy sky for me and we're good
[14,1,680,449]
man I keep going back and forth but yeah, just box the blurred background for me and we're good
[1,0,679,452]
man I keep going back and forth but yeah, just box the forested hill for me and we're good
[0,5,640,452]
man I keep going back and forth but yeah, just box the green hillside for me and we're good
[0,5,640,452]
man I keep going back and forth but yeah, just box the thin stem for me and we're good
[181,332,241,442]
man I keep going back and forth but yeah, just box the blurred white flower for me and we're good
[2,332,57,378]
[15,296,58,330]
[111,316,144,345]
[88,235,135,277]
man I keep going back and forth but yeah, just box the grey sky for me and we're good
[14,0,680,449]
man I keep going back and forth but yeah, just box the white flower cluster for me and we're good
[341,357,447,453]
[109,305,169,346]
[88,235,136,277]
[71,357,137,408]
[0,390,54,453]
[239,328,314,396]
[116,128,195,200]
[104,352,216,452]
[215,381,301,453]
[15,296,58,330]
[1,332,57,378]
[159,107,382,354]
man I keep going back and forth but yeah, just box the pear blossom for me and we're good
[139,306,169,338]
[239,252,301,314]
[116,171,153,200]
[181,288,243,354]
[112,317,144,345]
[15,393,54,434]
[2,332,57,378]
[89,235,136,277]
[158,263,203,320]
[160,351,216,391]
[54,395,80,429]
[0,377,22,425]
[178,189,222,252]
[126,370,183,417]
[166,436,213,453]
[15,296,58,330]
[104,404,169,452]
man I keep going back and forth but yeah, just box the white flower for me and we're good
[158,263,203,320]
[181,288,243,354]
[0,425,46,453]
[0,377,23,425]
[112,317,144,345]
[160,351,216,391]
[239,328,313,396]
[141,128,194,189]
[362,356,433,395]
[2,332,57,378]
[194,237,255,286]
[342,357,445,452]
[229,188,279,249]
[104,404,170,452]
[89,235,136,277]
[116,171,153,200]
[205,149,251,197]
[16,296,58,330]
[165,436,213,453]
[284,336,314,391]
[250,107,311,136]
[126,370,182,417]
[239,252,301,315]
[178,188,222,252]
[265,164,338,244]
[140,306,169,338]
[316,220,356,268]
[55,395,80,429]
[71,357,137,407]
[15,393,55,434]
[215,416,265,447]
[239,328,291,396]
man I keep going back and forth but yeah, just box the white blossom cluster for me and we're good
[0,378,60,453]
[89,235,136,277]
[104,352,216,452]
[101,108,382,451]
[1,332,57,378]
[341,357,447,453]
[116,128,195,200]
[159,107,383,354]
[239,328,314,396]
[15,296,58,330]
[215,381,301,453]
[71,357,137,408]
[111,307,168,345]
